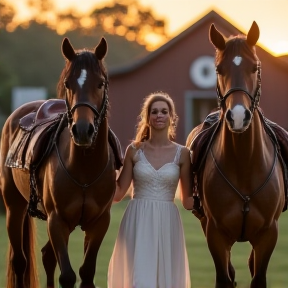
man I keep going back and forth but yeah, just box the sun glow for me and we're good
[6,0,288,56]
[269,41,288,56]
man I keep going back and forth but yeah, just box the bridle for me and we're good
[216,61,262,114]
[212,60,278,241]
[64,76,109,144]
[51,76,111,194]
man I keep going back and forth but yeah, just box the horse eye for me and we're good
[252,65,258,73]
[98,81,104,89]
[215,65,222,75]
[64,79,70,89]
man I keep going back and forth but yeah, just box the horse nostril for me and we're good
[244,110,251,122]
[70,120,95,145]
[226,110,233,122]
[87,123,95,137]
[71,124,78,138]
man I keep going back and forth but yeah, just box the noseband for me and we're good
[64,79,109,144]
[216,62,262,114]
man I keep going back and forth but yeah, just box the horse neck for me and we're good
[217,110,272,162]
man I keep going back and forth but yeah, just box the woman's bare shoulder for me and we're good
[125,142,144,158]
[171,142,189,151]
[171,142,190,163]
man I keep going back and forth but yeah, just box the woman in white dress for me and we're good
[108,91,194,288]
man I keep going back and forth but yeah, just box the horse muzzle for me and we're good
[71,119,96,147]
[225,107,252,133]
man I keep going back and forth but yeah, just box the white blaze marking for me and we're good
[233,56,242,66]
[231,105,245,129]
[77,69,87,87]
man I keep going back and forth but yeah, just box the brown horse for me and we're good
[186,22,286,288]
[0,37,116,288]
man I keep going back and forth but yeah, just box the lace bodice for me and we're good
[132,145,182,201]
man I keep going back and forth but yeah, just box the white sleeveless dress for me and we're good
[107,144,191,288]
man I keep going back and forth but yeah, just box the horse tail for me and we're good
[7,213,39,288]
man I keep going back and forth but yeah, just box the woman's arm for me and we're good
[178,147,194,210]
[113,144,135,202]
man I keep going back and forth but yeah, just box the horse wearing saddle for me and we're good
[5,99,124,219]
[188,108,288,219]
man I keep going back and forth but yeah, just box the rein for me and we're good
[54,137,110,189]
[28,81,111,221]
[212,61,265,241]
[210,144,277,241]
[52,84,111,225]
[55,79,110,188]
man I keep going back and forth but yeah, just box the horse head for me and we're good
[58,37,109,146]
[210,21,261,133]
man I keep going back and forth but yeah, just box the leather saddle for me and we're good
[5,99,66,171]
[5,99,124,171]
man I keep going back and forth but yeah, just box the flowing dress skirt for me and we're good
[108,198,191,288]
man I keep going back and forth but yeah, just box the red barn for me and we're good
[108,10,288,148]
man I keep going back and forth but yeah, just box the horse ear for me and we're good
[95,37,107,60]
[209,24,226,50]
[246,21,260,46]
[62,38,76,61]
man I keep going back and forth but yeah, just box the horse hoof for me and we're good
[234,281,237,287]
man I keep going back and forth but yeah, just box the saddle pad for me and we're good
[189,111,221,173]
[5,128,30,169]
[108,128,124,170]
[5,103,65,170]
[5,116,63,170]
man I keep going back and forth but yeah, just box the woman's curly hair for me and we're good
[134,91,178,146]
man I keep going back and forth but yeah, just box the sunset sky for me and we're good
[11,0,288,56]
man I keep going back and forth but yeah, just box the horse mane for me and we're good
[56,49,108,99]
[215,34,259,64]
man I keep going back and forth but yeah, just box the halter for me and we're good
[216,62,262,114]
[64,78,109,144]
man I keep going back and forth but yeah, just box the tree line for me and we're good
[0,0,168,117]
[0,0,167,212]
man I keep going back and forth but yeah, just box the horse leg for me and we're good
[1,172,39,288]
[248,249,254,277]
[41,240,57,288]
[47,212,76,288]
[79,211,111,288]
[201,217,236,287]
[5,198,38,288]
[6,206,26,288]
[228,255,236,287]
[250,224,278,288]
[206,221,235,288]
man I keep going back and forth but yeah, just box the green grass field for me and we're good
[1,198,288,288]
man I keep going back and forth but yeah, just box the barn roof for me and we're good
[109,10,288,76]
[279,55,288,65]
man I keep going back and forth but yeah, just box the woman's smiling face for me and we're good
[149,101,170,130]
